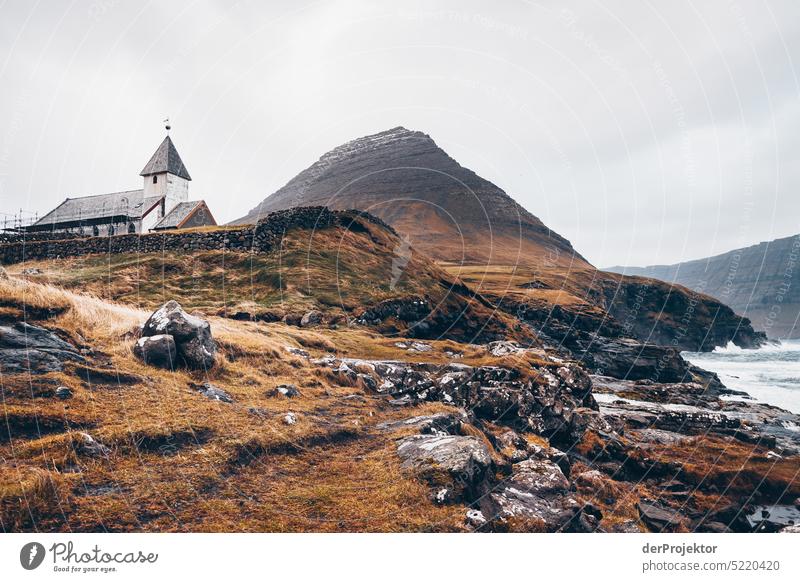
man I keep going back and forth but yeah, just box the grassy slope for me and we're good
[8,220,522,344]
[1,276,479,532]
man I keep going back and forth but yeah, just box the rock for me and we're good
[495,429,531,463]
[466,509,487,528]
[55,386,73,400]
[408,341,432,352]
[270,384,300,398]
[283,412,297,425]
[132,334,176,369]
[0,322,85,374]
[584,337,689,383]
[487,341,524,357]
[482,459,587,532]
[78,433,110,458]
[140,301,216,369]
[191,382,233,403]
[313,355,595,443]
[0,265,7,279]
[637,501,684,532]
[300,310,323,327]
[21,267,42,276]
[378,413,463,435]
[285,346,310,358]
[180,335,217,370]
[396,434,492,501]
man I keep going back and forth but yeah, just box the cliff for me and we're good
[607,234,800,339]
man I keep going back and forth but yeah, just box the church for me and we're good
[23,133,216,235]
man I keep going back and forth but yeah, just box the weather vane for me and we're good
[164,117,171,133]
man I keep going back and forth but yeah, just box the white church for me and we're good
[23,133,216,236]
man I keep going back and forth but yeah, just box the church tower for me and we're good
[140,133,192,223]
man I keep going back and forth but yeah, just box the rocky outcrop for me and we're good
[594,273,768,350]
[396,434,493,503]
[0,322,85,374]
[313,354,596,443]
[137,301,216,369]
[481,458,596,532]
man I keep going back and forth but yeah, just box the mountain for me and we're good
[232,126,766,356]
[232,127,587,268]
[607,234,800,339]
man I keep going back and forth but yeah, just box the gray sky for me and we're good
[1,0,798,267]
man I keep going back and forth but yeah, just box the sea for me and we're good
[683,340,800,414]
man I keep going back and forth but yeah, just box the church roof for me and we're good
[140,136,192,180]
[29,190,162,229]
[152,200,208,230]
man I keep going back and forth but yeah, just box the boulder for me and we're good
[132,335,176,369]
[637,501,685,532]
[481,459,591,532]
[0,322,85,374]
[140,301,216,369]
[396,434,492,502]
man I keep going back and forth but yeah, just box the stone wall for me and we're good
[0,207,388,265]
[0,231,87,245]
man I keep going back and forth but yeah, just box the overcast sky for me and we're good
[1,0,798,266]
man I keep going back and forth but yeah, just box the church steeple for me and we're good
[140,135,192,181]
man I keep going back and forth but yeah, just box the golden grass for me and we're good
[0,275,473,531]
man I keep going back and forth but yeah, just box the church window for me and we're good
[153,175,158,184]
[128,222,136,234]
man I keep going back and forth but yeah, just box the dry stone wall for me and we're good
[0,207,387,265]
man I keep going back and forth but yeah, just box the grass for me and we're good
[0,275,475,531]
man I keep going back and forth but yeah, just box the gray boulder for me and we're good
[141,301,216,369]
[0,322,85,374]
[482,459,592,532]
[132,334,176,369]
[396,434,492,502]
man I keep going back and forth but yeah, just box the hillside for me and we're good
[232,127,587,269]
[2,261,798,533]
[607,234,800,339]
[6,209,518,345]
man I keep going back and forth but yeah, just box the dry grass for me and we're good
[0,275,473,531]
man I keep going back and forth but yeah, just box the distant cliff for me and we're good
[607,234,800,339]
